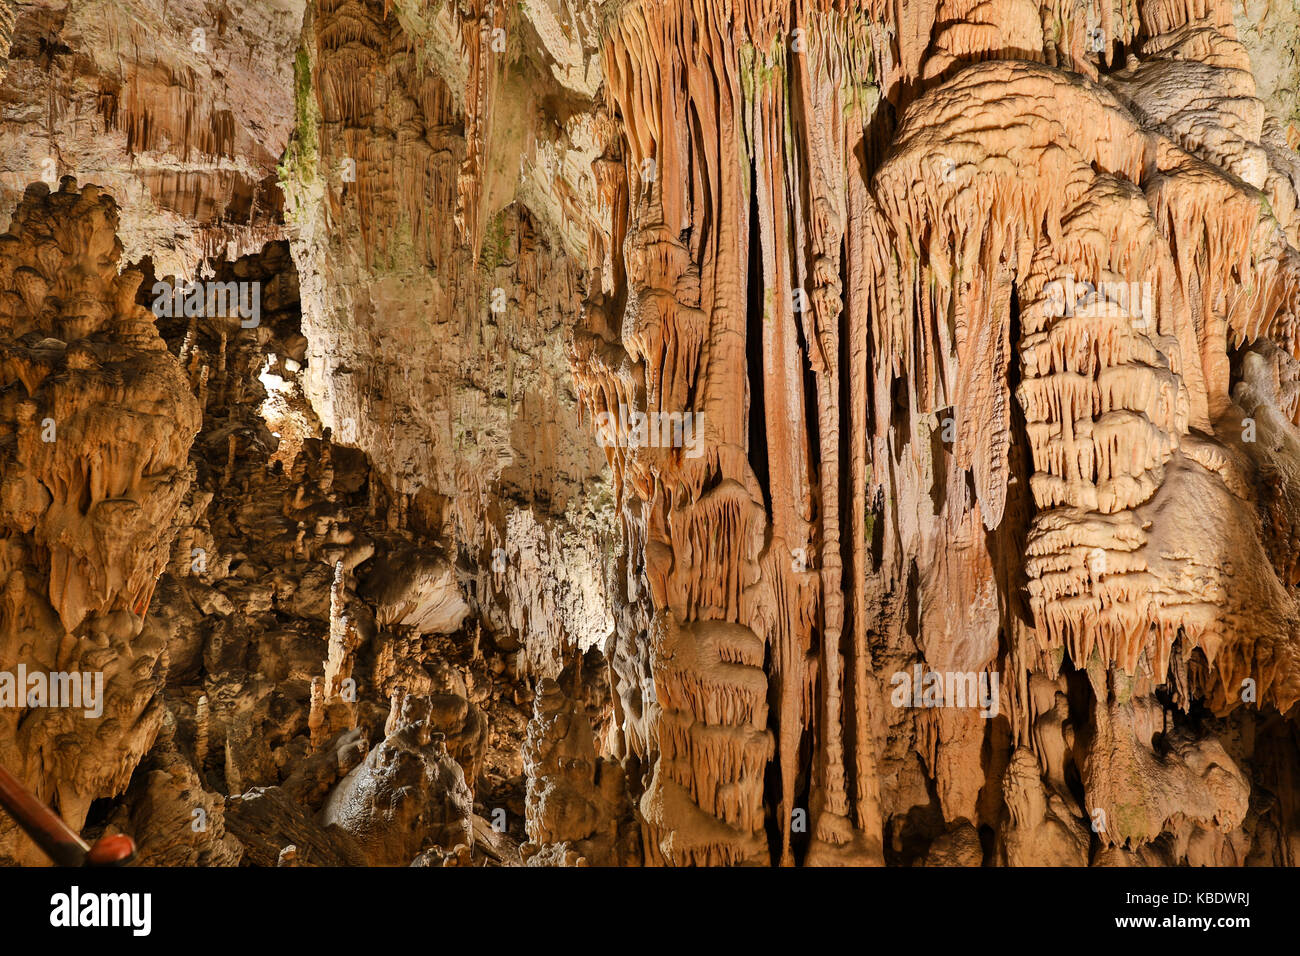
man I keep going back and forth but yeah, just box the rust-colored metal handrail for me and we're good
[0,763,134,866]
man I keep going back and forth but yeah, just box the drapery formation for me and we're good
[573,0,1300,864]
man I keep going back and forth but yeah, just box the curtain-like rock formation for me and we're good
[2,0,1300,869]
[571,0,1300,865]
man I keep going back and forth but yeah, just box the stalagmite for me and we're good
[1,0,1299,874]
[195,694,210,771]
[0,179,201,864]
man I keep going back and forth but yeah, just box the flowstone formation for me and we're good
[1,0,1299,869]
[0,0,305,277]
[0,179,200,864]
[570,0,1300,865]
[521,659,641,865]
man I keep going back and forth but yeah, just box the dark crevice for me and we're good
[745,161,770,513]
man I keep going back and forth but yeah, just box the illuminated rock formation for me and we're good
[522,669,640,865]
[2,0,1300,869]
[570,0,1300,865]
[0,0,305,277]
[0,179,200,864]
[319,694,475,865]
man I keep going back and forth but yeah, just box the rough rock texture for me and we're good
[0,179,199,864]
[282,0,618,687]
[521,663,640,865]
[0,0,305,277]
[1,0,1300,869]
[570,0,1300,865]
[320,696,475,865]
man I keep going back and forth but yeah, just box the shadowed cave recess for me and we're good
[0,0,1297,871]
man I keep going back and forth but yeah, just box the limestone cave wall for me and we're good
[0,0,1298,868]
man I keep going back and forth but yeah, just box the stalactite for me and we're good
[0,179,200,863]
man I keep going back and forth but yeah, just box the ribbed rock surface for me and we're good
[0,0,305,278]
[0,0,1299,869]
